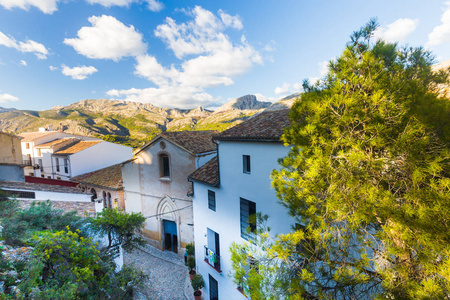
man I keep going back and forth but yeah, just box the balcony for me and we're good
[23,160,32,166]
[204,245,221,273]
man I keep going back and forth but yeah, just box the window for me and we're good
[38,159,43,172]
[64,159,69,173]
[55,158,60,172]
[243,155,251,174]
[240,198,256,240]
[208,190,216,211]
[47,176,51,179]
[205,228,221,272]
[28,173,34,176]
[209,274,219,300]
[56,177,61,180]
[159,154,170,178]
[25,143,30,149]
[107,192,112,208]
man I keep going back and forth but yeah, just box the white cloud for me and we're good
[219,10,243,30]
[0,31,48,59]
[373,18,418,43]
[318,60,329,77]
[274,83,291,95]
[145,0,163,12]
[49,65,57,71]
[64,15,147,61]
[61,65,98,80]
[107,86,221,109]
[86,0,134,6]
[110,6,262,108]
[254,93,276,103]
[0,93,19,103]
[427,2,450,47]
[20,60,27,66]
[0,0,58,14]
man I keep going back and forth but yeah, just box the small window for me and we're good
[243,155,251,174]
[26,143,30,149]
[240,198,256,241]
[56,176,61,180]
[159,154,170,178]
[47,176,51,179]
[208,190,216,211]
[55,158,60,172]
[28,173,34,176]
[209,274,219,300]
[64,159,69,173]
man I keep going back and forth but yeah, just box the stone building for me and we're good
[122,131,217,256]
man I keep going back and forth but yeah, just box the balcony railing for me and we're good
[204,245,221,272]
[23,160,32,166]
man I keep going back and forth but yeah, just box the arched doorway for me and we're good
[157,196,179,253]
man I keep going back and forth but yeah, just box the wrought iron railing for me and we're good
[204,245,221,272]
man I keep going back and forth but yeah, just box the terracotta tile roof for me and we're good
[71,163,123,190]
[188,156,219,186]
[53,140,102,155]
[214,109,290,142]
[137,130,218,155]
[0,180,85,194]
[18,131,57,142]
[35,138,78,148]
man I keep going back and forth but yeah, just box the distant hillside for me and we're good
[0,94,296,148]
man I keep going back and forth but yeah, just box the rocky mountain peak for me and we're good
[214,94,271,113]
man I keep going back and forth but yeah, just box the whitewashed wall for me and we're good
[193,141,294,300]
[64,141,132,177]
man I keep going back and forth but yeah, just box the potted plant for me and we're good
[187,255,196,280]
[191,274,204,300]
[186,243,195,256]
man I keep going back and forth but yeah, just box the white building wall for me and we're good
[63,142,132,177]
[1,188,91,202]
[193,141,294,300]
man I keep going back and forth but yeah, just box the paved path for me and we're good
[124,244,194,300]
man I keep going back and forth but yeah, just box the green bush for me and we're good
[191,274,204,291]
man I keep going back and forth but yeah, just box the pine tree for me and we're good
[231,19,450,299]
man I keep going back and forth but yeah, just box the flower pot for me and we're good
[189,270,196,280]
[193,290,202,300]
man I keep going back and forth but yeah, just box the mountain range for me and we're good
[0,94,296,147]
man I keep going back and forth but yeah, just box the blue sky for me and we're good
[1,0,450,110]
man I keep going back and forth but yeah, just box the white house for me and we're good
[122,131,217,256]
[51,140,132,181]
[19,128,100,178]
[188,110,295,300]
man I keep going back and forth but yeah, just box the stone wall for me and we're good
[18,199,96,216]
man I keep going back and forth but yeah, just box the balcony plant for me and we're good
[191,274,204,300]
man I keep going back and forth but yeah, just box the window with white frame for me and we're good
[159,153,170,178]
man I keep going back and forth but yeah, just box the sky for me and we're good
[1,0,450,111]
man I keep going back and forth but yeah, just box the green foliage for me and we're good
[90,208,146,251]
[232,19,450,299]
[1,201,81,246]
[186,255,196,271]
[191,274,204,291]
[186,242,195,256]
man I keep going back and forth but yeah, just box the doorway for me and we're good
[163,220,178,253]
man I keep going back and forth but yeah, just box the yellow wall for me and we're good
[0,132,22,164]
